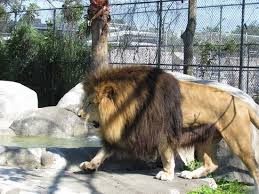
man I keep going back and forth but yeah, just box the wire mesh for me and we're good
[0,1,258,97]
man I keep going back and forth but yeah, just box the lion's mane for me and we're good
[84,66,183,159]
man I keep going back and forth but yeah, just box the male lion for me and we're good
[79,66,259,192]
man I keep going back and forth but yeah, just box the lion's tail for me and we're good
[249,108,259,129]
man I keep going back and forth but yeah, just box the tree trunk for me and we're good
[88,0,110,71]
[181,0,197,75]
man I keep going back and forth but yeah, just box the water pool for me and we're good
[0,135,101,148]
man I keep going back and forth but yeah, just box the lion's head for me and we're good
[79,79,135,143]
[78,93,100,128]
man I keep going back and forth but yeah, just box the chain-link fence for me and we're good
[0,0,259,98]
[107,1,259,97]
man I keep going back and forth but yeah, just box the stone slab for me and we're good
[0,166,215,194]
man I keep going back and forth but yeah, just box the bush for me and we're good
[1,23,91,107]
[0,39,8,78]
[6,24,43,81]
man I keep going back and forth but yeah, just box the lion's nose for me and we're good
[92,121,100,128]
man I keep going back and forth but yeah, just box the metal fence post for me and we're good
[218,5,223,82]
[157,0,163,68]
[14,11,17,25]
[239,0,246,90]
[246,44,250,93]
[53,9,56,32]
[51,9,57,105]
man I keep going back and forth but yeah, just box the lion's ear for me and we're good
[103,86,115,100]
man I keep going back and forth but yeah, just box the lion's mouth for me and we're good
[92,121,100,128]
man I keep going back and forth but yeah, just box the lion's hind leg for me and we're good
[179,143,218,179]
[222,125,259,193]
[155,144,175,181]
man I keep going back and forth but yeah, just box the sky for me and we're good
[17,0,259,34]
[21,0,259,9]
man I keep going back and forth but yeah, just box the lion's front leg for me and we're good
[155,144,175,181]
[80,147,112,171]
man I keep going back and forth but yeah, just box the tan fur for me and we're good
[178,81,259,190]
[79,68,259,191]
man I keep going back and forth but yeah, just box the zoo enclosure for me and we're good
[0,0,259,97]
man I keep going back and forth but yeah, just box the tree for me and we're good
[21,3,39,24]
[62,0,84,23]
[87,0,110,71]
[0,0,23,12]
[181,0,197,75]
[0,4,6,19]
[0,4,7,32]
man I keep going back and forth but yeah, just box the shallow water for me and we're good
[0,135,101,148]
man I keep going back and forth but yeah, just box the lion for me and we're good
[78,66,259,192]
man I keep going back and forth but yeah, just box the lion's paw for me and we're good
[79,161,97,171]
[155,171,174,181]
[178,170,194,179]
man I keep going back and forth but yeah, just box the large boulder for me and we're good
[0,81,38,134]
[0,146,66,169]
[57,83,84,114]
[170,71,259,184]
[10,107,88,138]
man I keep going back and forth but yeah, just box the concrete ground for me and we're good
[0,165,216,194]
[0,147,219,194]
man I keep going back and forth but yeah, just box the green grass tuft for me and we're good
[188,178,250,194]
[184,161,203,171]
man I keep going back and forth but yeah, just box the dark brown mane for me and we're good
[85,66,183,159]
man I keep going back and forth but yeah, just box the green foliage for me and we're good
[233,21,259,36]
[185,160,203,171]
[5,24,42,81]
[200,42,217,65]
[21,3,39,24]
[202,26,220,33]
[253,95,259,104]
[62,0,84,23]
[0,39,8,78]
[78,20,90,38]
[222,39,238,54]
[199,40,238,65]
[0,5,6,20]
[1,20,91,106]
[188,178,250,194]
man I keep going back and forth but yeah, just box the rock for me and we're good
[0,147,43,169]
[0,146,216,194]
[0,81,38,132]
[10,107,87,138]
[5,188,21,194]
[215,139,254,184]
[0,146,66,169]
[57,83,84,114]
[0,128,16,136]
[41,149,67,169]
[0,165,216,194]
